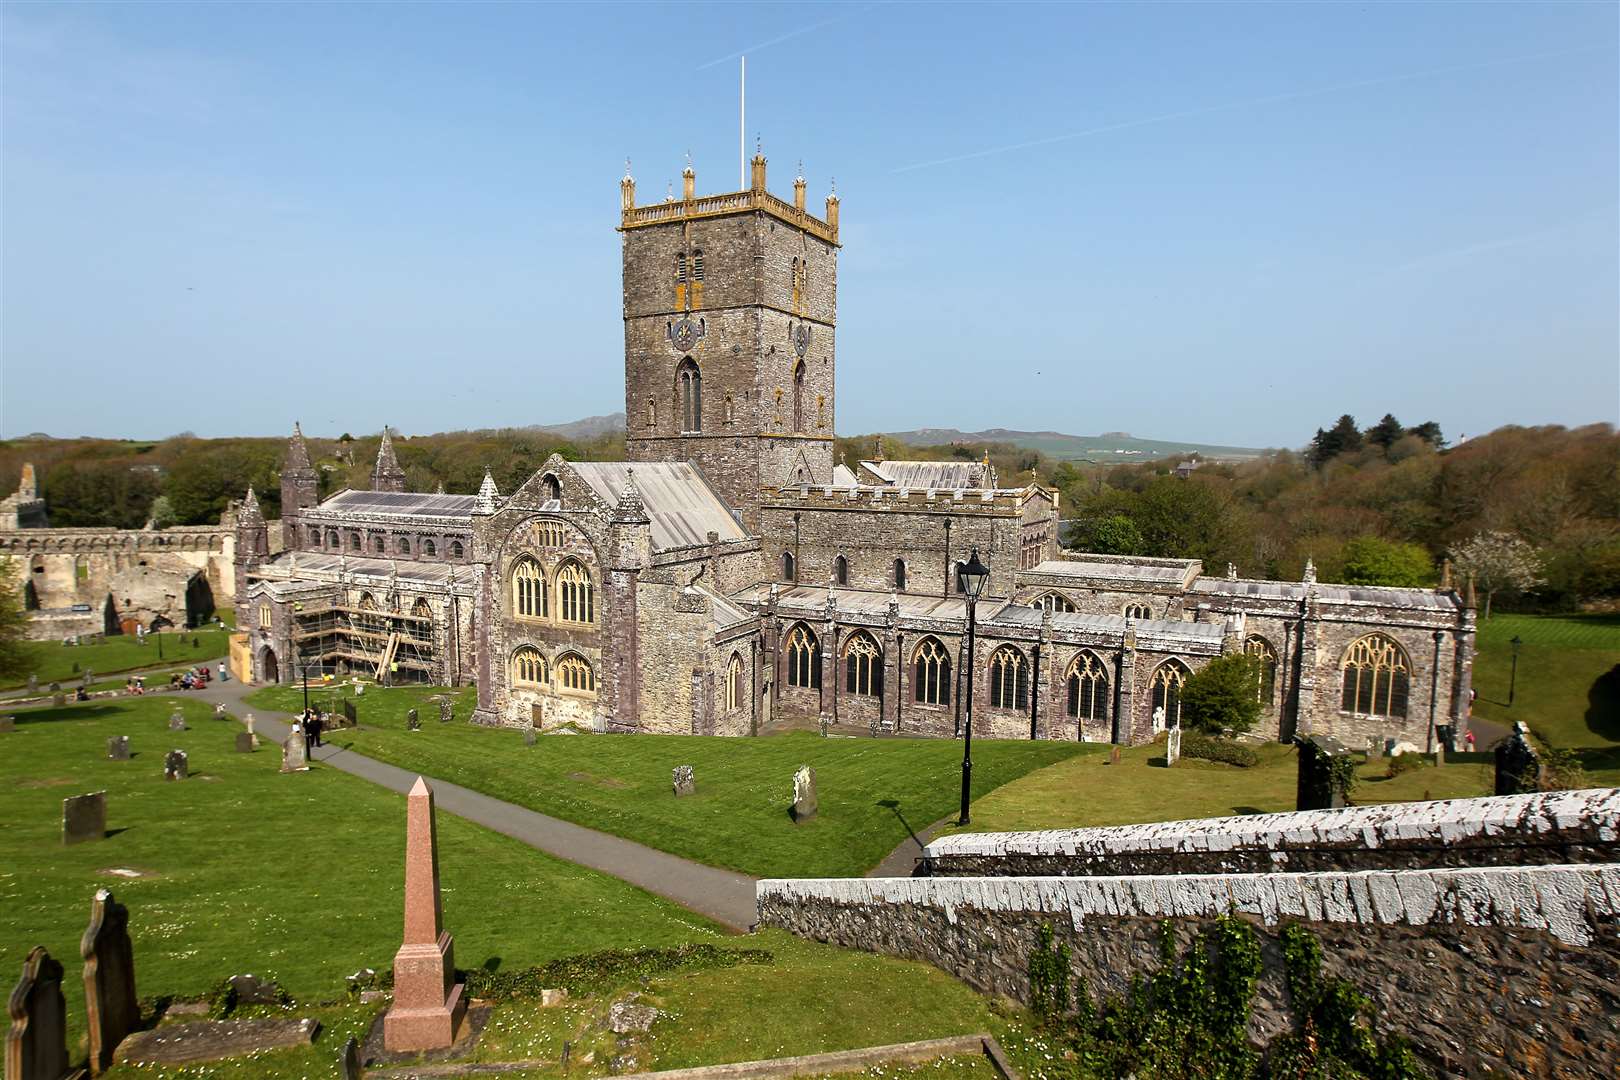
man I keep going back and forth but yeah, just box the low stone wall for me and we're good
[921,789,1620,877]
[756,866,1620,1078]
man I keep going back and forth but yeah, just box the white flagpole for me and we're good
[740,55,746,189]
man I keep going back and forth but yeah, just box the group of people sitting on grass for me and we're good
[167,665,215,691]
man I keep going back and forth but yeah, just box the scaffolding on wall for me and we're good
[289,599,436,684]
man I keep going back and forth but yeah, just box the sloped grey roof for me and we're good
[832,464,860,488]
[316,490,479,520]
[569,462,747,550]
[1032,557,1196,584]
[861,460,988,490]
[1192,577,1461,611]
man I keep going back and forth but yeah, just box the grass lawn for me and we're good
[0,695,720,1059]
[1471,613,1620,785]
[243,684,1086,878]
[3,628,230,690]
[950,740,1494,835]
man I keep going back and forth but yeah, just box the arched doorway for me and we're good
[185,573,215,628]
[261,648,279,684]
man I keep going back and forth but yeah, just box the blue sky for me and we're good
[2,2,1615,448]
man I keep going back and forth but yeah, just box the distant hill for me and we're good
[529,413,626,441]
[884,427,1268,463]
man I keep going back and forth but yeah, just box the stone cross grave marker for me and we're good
[164,751,188,782]
[4,946,69,1080]
[107,736,130,761]
[235,732,255,753]
[791,765,818,823]
[281,729,308,773]
[62,791,108,845]
[383,777,467,1051]
[1165,726,1182,767]
[168,711,187,732]
[406,708,420,731]
[672,765,695,797]
[81,888,138,1077]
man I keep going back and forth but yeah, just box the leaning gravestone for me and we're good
[164,751,188,782]
[234,732,254,754]
[5,946,70,1080]
[168,711,187,732]
[63,791,108,846]
[82,888,139,1077]
[790,765,818,823]
[107,736,130,761]
[281,729,308,773]
[1165,726,1182,767]
[406,709,421,732]
[672,765,695,797]
[1495,721,1541,796]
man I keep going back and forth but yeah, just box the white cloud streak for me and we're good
[696,12,852,70]
[891,43,1613,174]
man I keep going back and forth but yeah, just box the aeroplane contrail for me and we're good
[891,43,1613,174]
[697,13,850,71]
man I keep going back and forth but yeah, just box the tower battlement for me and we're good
[619,153,839,246]
[762,484,1032,517]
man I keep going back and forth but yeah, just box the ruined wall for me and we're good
[757,866,1620,1078]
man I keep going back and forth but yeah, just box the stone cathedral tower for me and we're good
[619,152,840,531]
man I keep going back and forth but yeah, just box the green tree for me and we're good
[1406,420,1445,448]
[1366,413,1404,451]
[1179,653,1263,736]
[0,559,30,682]
[1308,414,1363,467]
[1339,536,1433,587]
[1088,513,1144,555]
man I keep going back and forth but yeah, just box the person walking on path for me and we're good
[309,710,325,748]
[218,661,229,683]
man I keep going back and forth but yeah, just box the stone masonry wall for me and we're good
[921,789,1620,877]
[757,866,1620,1078]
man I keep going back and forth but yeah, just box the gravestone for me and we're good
[672,765,695,797]
[168,711,187,732]
[790,765,818,823]
[107,736,130,761]
[48,682,60,693]
[1367,736,1383,761]
[52,694,66,708]
[341,700,357,727]
[164,750,188,782]
[1294,734,1353,811]
[406,708,419,731]
[225,973,284,1007]
[1494,721,1541,796]
[62,791,108,845]
[213,703,228,720]
[1165,726,1182,766]
[83,669,95,688]
[354,683,364,697]
[0,716,15,734]
[27,674,37,693]
[1109,745,1121,766]
[382,777,467,1051]
[281,729,308,773]
[113,1016,318,1066]
[235,732,254,753]
[4,946,69,1080]
[438,700,453,724]
[341,1036,361,1080]
[81,888,139,1076]
[523,727,536,747]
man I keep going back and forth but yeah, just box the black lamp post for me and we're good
[300,662,311,714]
[956,548,991,826]
[1508,635,1523,706]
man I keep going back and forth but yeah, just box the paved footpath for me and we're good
[175,679,759,932]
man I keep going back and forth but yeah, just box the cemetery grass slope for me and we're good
[1472,613,1620,774]
[243,685,1089,879]
[0,696,719,1057]
[2,628,230,691]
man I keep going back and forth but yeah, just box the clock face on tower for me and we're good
[668,317,705,352]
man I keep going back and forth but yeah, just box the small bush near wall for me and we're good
[1181,733,1259,768]
[1029,917,1427,1080]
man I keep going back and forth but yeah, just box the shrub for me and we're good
[1386,752,1428,779]
[1179,654,1263,736]
[1180,733,1258,767]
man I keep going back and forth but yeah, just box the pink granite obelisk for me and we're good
[382,776,466,1051]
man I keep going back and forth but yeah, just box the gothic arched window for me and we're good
[989,646,1029,710]
[1032,592,1076,614]
[913,637,952,706]
[1341,634,1410,719]
[844,632,883,698]
[1066,651,1109,722]
[512,557,545,619]
[893,559,907,592]
[781,551,796,582]
[556,560,594,625]
[556,653,596,694]
[693,249,704,281]
[677,358,702,433]
[1245,636,1279,709]
[785,623,821,689]
[326,529,339,549]
[725,652,744,712]
[511,646,547,687]
[675,251,686,282]
[1150,659,1190,729]
[834,555,848,586]
[792,360,806,433]
[1124,602,1152,620]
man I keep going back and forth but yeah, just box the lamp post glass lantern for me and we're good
[956,549,990,826]
[1508,635,1523,706]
